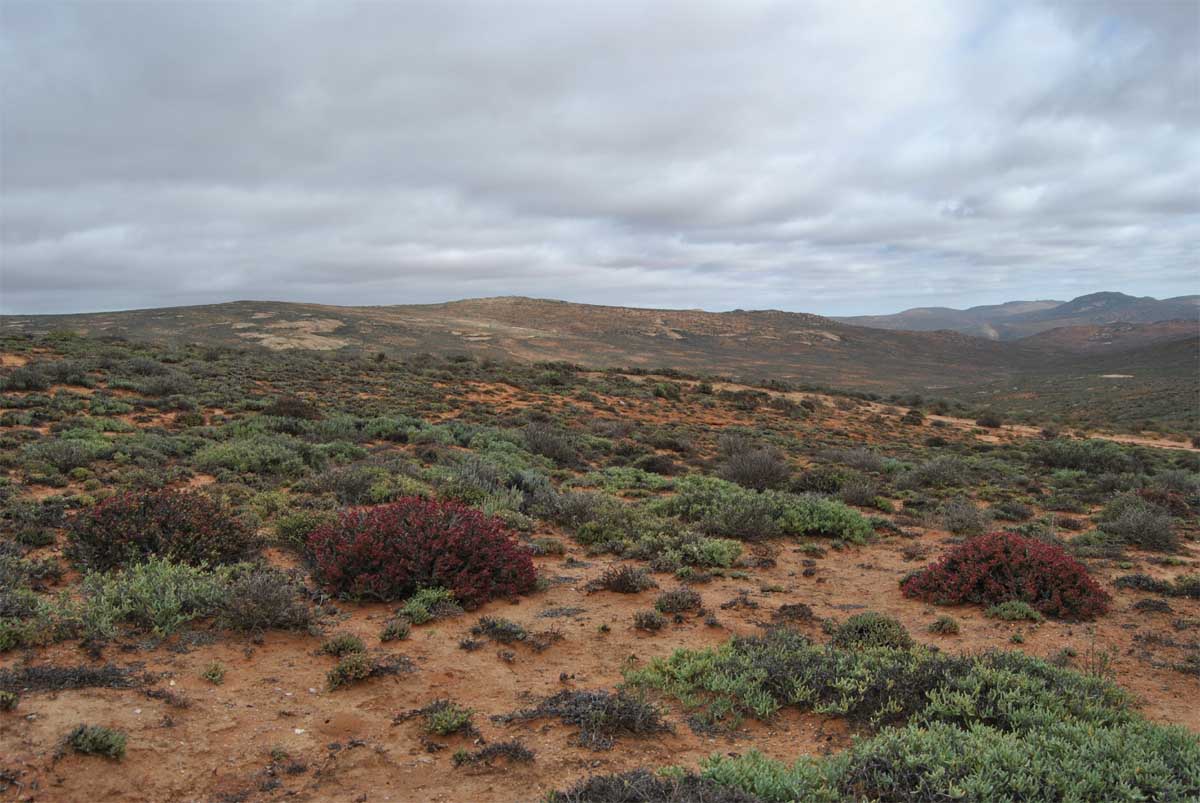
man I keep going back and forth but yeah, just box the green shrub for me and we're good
[67,724,127,759]
[200,662,225,685]
[321,633,366,657]
[381,617,411,642]
[327,652,373,690]
[399,587,461,625]
[0,690,17,711]
[634,610,666,631]
[830,612,914,650]
[1098,494,1178,552]
[928,616,959,635]
[986,600,1044,622]
[195,435,318,477]
[80,558,233,639]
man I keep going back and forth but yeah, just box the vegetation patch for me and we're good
[494,689,669,750]
[307,497,537,606]
[900,531,1111,620]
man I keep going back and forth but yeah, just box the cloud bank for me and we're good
[1,0,1197,315]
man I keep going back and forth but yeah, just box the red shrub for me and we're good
[307,497,538,607]
[900,531,1110,620]
[67,489,256,571]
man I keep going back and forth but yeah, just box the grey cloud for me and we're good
[1,0,1196,316]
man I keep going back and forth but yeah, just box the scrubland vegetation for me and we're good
[0,330,1196,801]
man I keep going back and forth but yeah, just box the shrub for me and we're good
[928,616,959,635]
[830,612,914,650]
[194,435,317,477]
[551,769,765,803]
[80,558,233,639]
[1036,439,1135,474]
[655,588,703,614]
[398,587,462,624]
[939,497,991,536]
[321,633,366,656]
[307,497,537,607]
[470,616,528,644]
[975,412,1003,428]
[634,610,666,631]
[588,566,657,594]
[1098,494,1178,552]
[409,699,475,736]
[200,662,225,685]
[901,532,1110,620]
[262,396,322,420]
[496,689,669,750]
[274,510,337,551]
[524,422,579,466]
[0,690,17,711]
[218,567,312,632]
[381,617,411,641]
[67,725,127,759]
[67,489,255,572]
[718,446,790,491]
[452,740,534,767]
[326,652,373,690]
[986,600,1044,622]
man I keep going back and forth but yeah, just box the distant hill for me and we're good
[1018,319,1199,354]
[1,296,1048,392]
[839,299,1064,338]
[839,292,1198,340]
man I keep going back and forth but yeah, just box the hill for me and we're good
[1,296,1044,392]
[839,291,1199,340]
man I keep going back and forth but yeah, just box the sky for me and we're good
[1,0,1197,316]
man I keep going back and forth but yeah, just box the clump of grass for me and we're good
[67,724,127,759]
[0,690,17,711]
[380,617,411,642]
[452,740,534,767]
[986,600,1045,622]
[320,633,366,656]
[200,661,225,685]
[587,566,657,594]
[654,588,702,614]
[397,699,476,737]
[928,615,960,635]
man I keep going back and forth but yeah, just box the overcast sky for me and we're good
[1,1,1197,316]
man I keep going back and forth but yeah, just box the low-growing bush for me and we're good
[986,600,1044,622]
[67,489,256,572]
[326,652,372,690]
[307,497,537,606]
[718,446,790,491]
[321,633,366,657]
[218,567,313,632]
[495,689,669,750]
[398,587,462,624]
[901,531,1110,620]
[1098,494,1178,552]
[928,615,959,635]
[634,610,666,631]
[588,565,657,594]
[380,617,411,641]
[829,612,914,650]
[67,724,127,759]
[655,588,703,614]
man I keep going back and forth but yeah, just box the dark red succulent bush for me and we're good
[900,531,1110,620]
[67,489,256,571]
[307,497,537,606]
